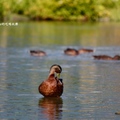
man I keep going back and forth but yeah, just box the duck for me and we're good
[30,50,46,57]
[113,55,120,60]
[115,112,120,115]
[78,48,93,54]
[64,48,79,56]
[38,64,63,97]
[93,55,120,60]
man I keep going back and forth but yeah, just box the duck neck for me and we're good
[49,69,55,76]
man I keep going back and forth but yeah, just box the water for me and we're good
[0,22,120,120]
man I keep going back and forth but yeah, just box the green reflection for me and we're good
[0,21,120,47]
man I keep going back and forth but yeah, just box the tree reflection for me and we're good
[38,97,63,120]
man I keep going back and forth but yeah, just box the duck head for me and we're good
[113,55,120,60]
[49,64,62,79]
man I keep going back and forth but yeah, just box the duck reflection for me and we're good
[38,97,63,120]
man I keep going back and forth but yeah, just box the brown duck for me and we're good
[64,48,79,56]
[93,55,120,60]
[30,50,46,57]
[38,64,63,97]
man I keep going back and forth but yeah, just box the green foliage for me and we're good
[0,0,11,21]
[1,0,120,22]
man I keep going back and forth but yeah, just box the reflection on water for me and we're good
[38,97,63,120]
[0,46,120,119]
[0,22,120,47]
[0,22,120,120]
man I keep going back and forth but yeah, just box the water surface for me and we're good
[0,22,120,120]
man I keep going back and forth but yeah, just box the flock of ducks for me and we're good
[64,48,93,56]
[30,48,120,60]
[33,47,120,98]
[31,48,120,115]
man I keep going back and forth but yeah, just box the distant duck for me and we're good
[64,48,79,56]
[30,50,46,57]
[38,64,63,97]
[113,55,120,60]
[115,112,120,115]
[78,48,93,54]
[93,55,120,60]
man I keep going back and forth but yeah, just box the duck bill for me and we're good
[56,73,60,79]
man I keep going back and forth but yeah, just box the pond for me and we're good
[0,21,120,120]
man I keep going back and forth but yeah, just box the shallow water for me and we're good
[0,22,120,120]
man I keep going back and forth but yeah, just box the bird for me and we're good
[64,48,79,56]
[113,55,120,60]
[93,55,120,60]
[115,112,120,115]
[78,48,93,54]
[38,64,63,97]
[30,50,46,57]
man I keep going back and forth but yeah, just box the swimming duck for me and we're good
[30,50,46,57]
[113,55,120,60]
[38,64,63,97]
[93,55,120,60]
[115,112,120,115]
[78,48,93,54]
[64,48,79,56]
